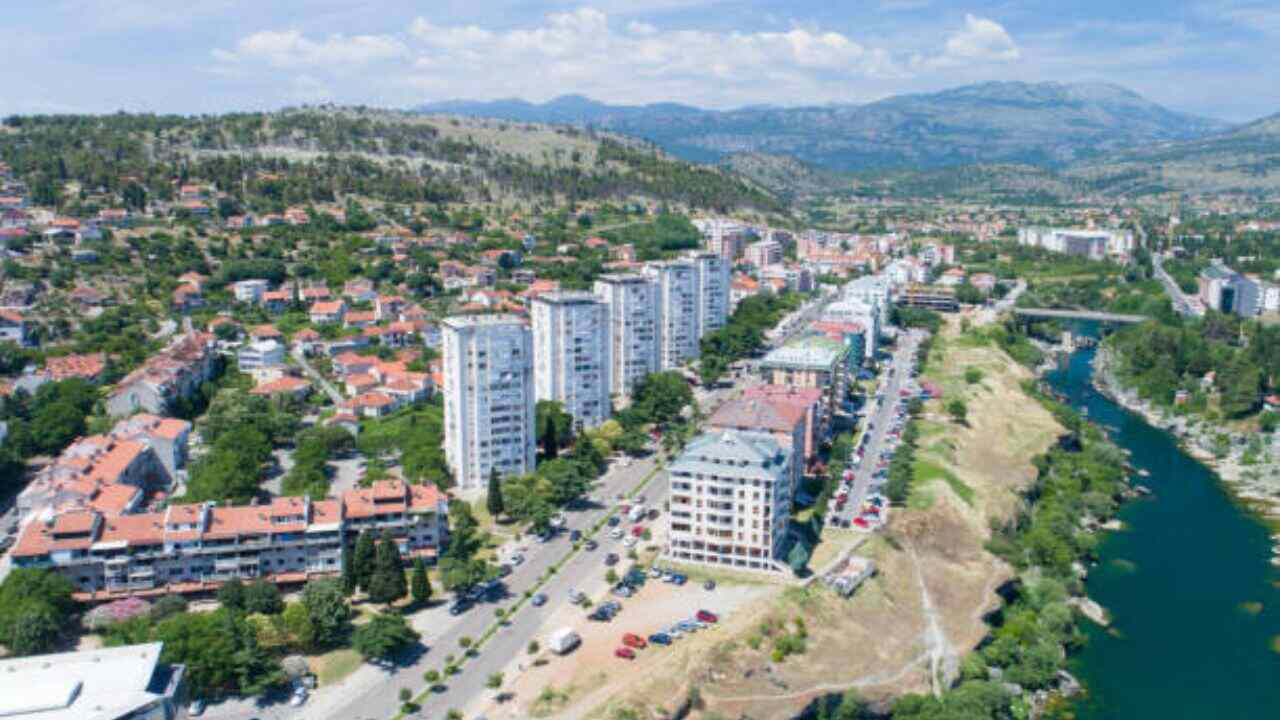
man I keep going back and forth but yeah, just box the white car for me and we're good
[609,527,624,539]
[290,688,309,707]
[623,536,638,548]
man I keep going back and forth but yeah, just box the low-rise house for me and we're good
[344,391,397,418]
[0,309,30,345]
[292,328,322,355]
[343,279,377,303]
[344,310,377,328]
[300,286,332,303]
[251,375,312,400]
[309,300,346,325]
[44,352,108,383]
[107,332,217,416]
[69,285,110,307]
[249,324,282,342]
[97,208,130,226]
[232,279,270,303]
[344,373,380,396]
[332,351,377,377]
[171,284,203,312]
[969,272,997,293]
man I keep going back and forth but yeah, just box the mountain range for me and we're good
[418,82,1226,172]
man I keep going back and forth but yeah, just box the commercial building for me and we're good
[531,292,612,429]
[1198,260,1260,317]
[10,480,448,599]
[1017,227,1135,261]
[442,314,537,489]
[593,274,660,399]
[665,430,793,573]
[644,260,700,370]
[0,642,186,720]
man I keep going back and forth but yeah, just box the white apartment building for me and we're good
[665,430,793,573]
[745,239,783,268]
[232,278,270,303]
[531,292,612,429]
[644,260,700,370]
[442,314,537,489]
[1017,227,1135,261]
[593,274,660,399]
[689,251,731,337]
[236,338,285,371]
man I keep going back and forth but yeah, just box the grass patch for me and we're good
[913,458,975,506]
[313,648,363,686]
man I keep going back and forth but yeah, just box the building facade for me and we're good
[531,292,612,429]
[689,251,731,337]
[593,274,660,399]
[644,260,700,370]
[665,430,792,573]
[442,314,537,489]
[745,239,783,268]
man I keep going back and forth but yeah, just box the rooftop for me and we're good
[0,642,174,720]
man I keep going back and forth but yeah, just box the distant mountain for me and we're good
[1067,111,1280,194]
[418,82,1227,171]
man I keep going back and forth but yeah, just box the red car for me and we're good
[853,517,870,529]
[631,525,645,537]
[615,646,636,659]
[622,632,648,649]
[696,610,718,624]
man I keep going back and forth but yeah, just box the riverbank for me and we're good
[1091,345,1280,532]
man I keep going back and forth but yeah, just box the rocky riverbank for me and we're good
[1091,346,1280,531]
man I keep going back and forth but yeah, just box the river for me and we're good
[1043,338,1280,718]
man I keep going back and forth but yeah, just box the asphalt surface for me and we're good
[830,329,924,527]
[1152,252,1204,318]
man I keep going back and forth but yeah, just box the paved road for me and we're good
[292,347,345,405]
[1152,251,1204,318]
[830,330,924,527]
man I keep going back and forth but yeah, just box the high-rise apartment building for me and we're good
[531,292,612,428]
[665,430,793,573]
[643,260,700,370]
[442,314,536,489]
[689,251,731,337]
[593,274,660,399]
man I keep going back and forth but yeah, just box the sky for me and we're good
[2,0,1277,122]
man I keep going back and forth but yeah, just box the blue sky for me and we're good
[2,1,1277,122]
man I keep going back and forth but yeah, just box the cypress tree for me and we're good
[353,530,378,593]
[486,466,504,518]
[410,557,432,606]
[368,533,408,605]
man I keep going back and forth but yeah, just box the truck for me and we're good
[548,627,581,655]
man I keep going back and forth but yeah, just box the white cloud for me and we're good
[912,14,1020,70]
[213,29,408,71]
[210,8,1025,108]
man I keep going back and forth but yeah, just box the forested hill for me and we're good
[0,109,784,214]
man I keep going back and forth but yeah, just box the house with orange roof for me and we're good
[344,391,397,418]
[251,375,311,401]
[172,284,203,312]
[44,352,108,383]
[309,300,346,325]
[262,287,294,313]
[291,327,322,355]
[344,373,380,396]
[343,310,377,328]
[300,285,331,302]
[332,351,376,377]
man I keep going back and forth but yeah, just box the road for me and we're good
[292,347,345,405]
[830,330,924,527]
[1152,251,1204,318]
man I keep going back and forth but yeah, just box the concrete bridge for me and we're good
[1013,307,1149,324]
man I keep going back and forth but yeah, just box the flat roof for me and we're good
[0,642,167,720]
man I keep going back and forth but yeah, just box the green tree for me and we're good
[243,579,284,615]
[947,398,969,425]
[154,608,285,699]
[352,612,420,662]
[281,602,317,652]
[301,578,352,648]
[487,466,505,518]
[368,533,408,605]
[353,530,378,593]
[217,577,246,611]
[410,557,433,606]
[536,400,574,459]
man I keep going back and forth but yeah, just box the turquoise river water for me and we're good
[1044,341,1280,718]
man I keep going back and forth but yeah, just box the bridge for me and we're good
[1013,308,1149,324]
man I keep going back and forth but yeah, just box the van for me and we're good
[548,627,581,655]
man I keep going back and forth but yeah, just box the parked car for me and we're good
[703,580,716,591]
[584,539,598,551]
[696,610,719,624]
[290,688,309,707]
[631,525,645,537]
[605,553,620,566]
[609,528,624,539]
[569,529,582,542]
[623,536,638,548]
[648,632,672,646]
[622,633,648,649]
[449,599,472,616]
[568,589,586,604]
[615,646,636,660]
[611,584,633,598]
[187,700,206,717]
[531,593,548,607]
[607,515,621,527]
